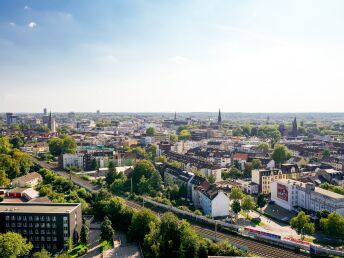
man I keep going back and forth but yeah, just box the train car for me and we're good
[243,227,281,240]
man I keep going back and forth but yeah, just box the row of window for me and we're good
[7,228,57,235]
[34,243,58,250]
[5,222,57,228]
[5,215,57,222]
[28,236,58,242]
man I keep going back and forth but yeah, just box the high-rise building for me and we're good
[43,108,47,116]
[0,203,82,253]
[6,112,17,126]
[48,112,57,133]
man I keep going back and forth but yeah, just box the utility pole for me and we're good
[130,177,133,194]
[215,221,217,242]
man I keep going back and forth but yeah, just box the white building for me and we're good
[11,172,43,188]
[62,154,84,169]
[198,187,230,218]
[271,179,344,216]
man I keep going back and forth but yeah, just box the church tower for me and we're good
[292,117,298,137]
[217,109,222,124]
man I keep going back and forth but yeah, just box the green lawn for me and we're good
[68,243,88,258]
[100,240,113,253]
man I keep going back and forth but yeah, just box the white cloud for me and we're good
[24,5,30,10]
[170,55,190,64]
[28,22,37,29]
[8,22,16,27]
[106,55,119,63]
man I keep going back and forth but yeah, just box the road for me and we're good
[32,157,307,258]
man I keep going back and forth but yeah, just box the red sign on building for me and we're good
[277,183,288,201]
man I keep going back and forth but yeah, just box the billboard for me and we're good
[277,183,288,202]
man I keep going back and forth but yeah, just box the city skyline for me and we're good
[1,0,344,112]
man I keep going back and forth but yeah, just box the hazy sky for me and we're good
[0,0,344,113]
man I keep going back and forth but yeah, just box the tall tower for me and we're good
[174,112,177,121]
[43,108,47,116]
[217,109,222,124]
[48,112,56,133]
[292,117,298,137]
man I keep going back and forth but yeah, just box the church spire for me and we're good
[174,112,177,121]
[217,109,222,124]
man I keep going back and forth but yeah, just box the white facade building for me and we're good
[271,179,344,216]
[62,154,84,169]
[198,188,230,218]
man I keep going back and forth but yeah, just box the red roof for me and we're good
[233,153,248,161]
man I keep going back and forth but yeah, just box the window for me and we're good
[11,223,15,227]
[41,236,45,241]
[17,223,22,227]
[52,223,56,228]
[41,230,45,234]
[28,216,33,221]
[17,216,21,221]
[34,216,39,221]
[23,223,27,227]
[5,223,9,227]
[35,229,39,234]
[11,216,15,220]
[40,216,45,221]
[29,223,33,228]
[5,216,9,221]
[52,216,56,222]
[35,223,39,228]
[41,223,45,228]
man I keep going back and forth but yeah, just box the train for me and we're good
[243,226,282,240]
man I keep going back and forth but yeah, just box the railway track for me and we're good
[125,200,308,258]
[33,159,308,258]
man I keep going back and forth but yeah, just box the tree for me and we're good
[208,174,216,184]
[256,194,266,214]
[252,159,263,169]
[48,137,64,156]
[257,142,269,152]
[227,167,243,179]
[271,144,291,166]
[90,158,99,170]
[12,149,33,174]
[132,160,157,192]
[243,162,253,178]
[179,129,191,140]
[322,149,331,158]
[290,211,315,239]
[0,154,20,179]
[149,169,163,192]
[0,232,33,258]
[169,134,178,144]
[229,187,244,200]
[241,195,255,217]
[320,212,344,240]
[33,248,51,258]
[10,136,24,149]
[0,136,12,154]
[80,222,90,244]
[0,169,10,187]
[61,135,77,154]
[146,127,155,136]
[231,200,241,222]
[101,216,115,242]
[128,208,159,243]
[106,161,117,186]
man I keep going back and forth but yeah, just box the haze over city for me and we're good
[1,0,344,113]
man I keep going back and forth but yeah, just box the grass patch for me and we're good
[240,211,264,226]
[68,243,87,258]
[100,240,113,253]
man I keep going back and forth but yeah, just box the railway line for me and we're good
[125,199,308,258]
[33,158,308,258]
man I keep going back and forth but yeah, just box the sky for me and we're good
[0,0,344,113]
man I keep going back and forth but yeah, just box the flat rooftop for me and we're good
[0,203,81,213]
[278,179,344,199]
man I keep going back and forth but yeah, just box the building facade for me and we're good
[0,203,82,253]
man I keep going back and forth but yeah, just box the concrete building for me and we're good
[252,168,301,194]
[61,154,84,169]
[198,186,229,218]
[11,172,43,188]
[0,203,82,253]
[271,179,344,216]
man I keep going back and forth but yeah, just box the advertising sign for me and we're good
[277,183,288,201]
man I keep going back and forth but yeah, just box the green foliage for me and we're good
[320,183,344,195]
[101,216,115,241]
[132,160,162,194]
[322,148,331,158]
[33,248,52,258]
[207,174,216,184]
[90,158,99,170]
[241,195,255,214]
[290,211,315,239]
[146,127,155,136]
[252,159,263,169]
[9,136,24,149]
[169,134,178,144]
[48,135,76,156]
[0,169,10,187]
[257,142,269,151]
[0,136,12,154]
[0,232,33,258]
[229,187,244,200]
[80,223,90,244]
[320,212,344,240]
[256,193,266,210]
[222,167,242,180]
[271,144,291,165]
[128,208,159,243]
[178,129,191,140]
